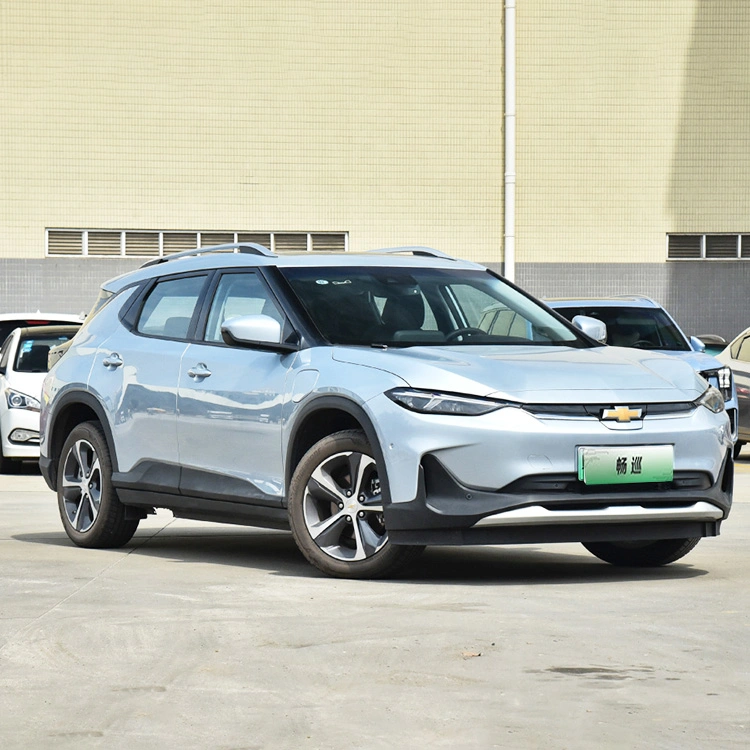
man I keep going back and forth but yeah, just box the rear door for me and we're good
[87,272,209,489]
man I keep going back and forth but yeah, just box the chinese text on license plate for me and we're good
[577,445,674,485]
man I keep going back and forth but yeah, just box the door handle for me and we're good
[102,353,123,368]
[187,363,212,380]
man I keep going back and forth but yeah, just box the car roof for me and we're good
[545,296,661,309]
[0,312,84,322]
[102,245,488,293]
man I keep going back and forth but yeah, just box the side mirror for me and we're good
[572,315,607,344]
[689,335,706,353]
[221,315,298,352]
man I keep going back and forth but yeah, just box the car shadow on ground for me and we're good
[3,460,43,475]
[13,526,709,586]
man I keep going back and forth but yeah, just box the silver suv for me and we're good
[39,245,734,578]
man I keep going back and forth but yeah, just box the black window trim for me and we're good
[121,270,214,342]
[192,268,295,348]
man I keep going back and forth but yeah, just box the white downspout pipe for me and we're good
[504,0,516,281]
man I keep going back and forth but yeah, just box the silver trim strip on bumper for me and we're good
[474,501,724,527]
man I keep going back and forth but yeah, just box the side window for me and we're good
[736,337,750,363]
[204,272,284,343]
[0,336,12,370]
[452,286,533,340]
[136,275,207,339]
[491,309,527,337]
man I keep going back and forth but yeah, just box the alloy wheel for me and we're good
[302,450,388,562]
[61,439,102,533]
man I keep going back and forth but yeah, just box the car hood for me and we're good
[654,349,725,374]
[3,371,47,400]
[332,344,707,404]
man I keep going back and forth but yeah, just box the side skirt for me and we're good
[116,488,291,530]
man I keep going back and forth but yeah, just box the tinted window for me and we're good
[281,266,582,347]
[204,272,285,343]
[736,337,750,363]
[552,305,689,351]
[0,318,75,344]
[14,333,76,373]
[136,275,206,339]
[0,336,12,370]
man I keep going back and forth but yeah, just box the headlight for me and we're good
[700,366,733,401]
[386,388,512,416]
[697,386,725,414]
[5,388,41,412]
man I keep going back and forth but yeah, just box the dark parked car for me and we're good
[544,296,738,450]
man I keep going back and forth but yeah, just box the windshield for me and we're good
[551,305,690,352]
[14,333,77,373]
[281,266,585,347]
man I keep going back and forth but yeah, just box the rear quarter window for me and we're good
[136,275,207,339]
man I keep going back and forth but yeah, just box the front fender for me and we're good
[285,394,392,506]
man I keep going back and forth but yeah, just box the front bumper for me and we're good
[368,392,733,546]
[1,409,41,459]
[384,451,733,545]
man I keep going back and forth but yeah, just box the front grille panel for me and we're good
[502,471,712,496]
[522,401,696,418]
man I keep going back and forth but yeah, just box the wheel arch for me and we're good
[285,395,390,503]
[46,391,117,488]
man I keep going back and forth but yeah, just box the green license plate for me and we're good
[577,445,674,485]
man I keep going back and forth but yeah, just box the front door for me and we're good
[176,270,295,505]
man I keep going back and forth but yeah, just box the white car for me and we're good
[0,312,83,347]
[716,327,750,456]
[0,324,81,472]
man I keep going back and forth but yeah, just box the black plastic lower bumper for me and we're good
[39,456,55,492]
[384,453,733,546]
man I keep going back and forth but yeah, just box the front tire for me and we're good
[57,421,139,548]
[288,430,423,579]
[582,537,701,567]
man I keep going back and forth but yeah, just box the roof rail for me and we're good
[141,242,276,268]
[610,294,657,304]
[367,246,456,261]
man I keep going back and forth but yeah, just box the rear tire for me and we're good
[583,537,701,567]
[733,441,744,460]
[288,429,423,579]
[57,421,139,548]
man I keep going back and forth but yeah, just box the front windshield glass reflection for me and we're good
[281,266,584,347]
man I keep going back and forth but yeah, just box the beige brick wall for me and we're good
[0,1,503,261]
[519,0,750,264]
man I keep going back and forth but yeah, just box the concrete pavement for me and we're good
[1,463,749,749]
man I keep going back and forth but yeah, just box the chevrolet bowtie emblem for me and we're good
[601,406,642,423]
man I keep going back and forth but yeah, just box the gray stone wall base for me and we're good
[0,258,144,316]
[488,262,750,343]
[1,258,748,343]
